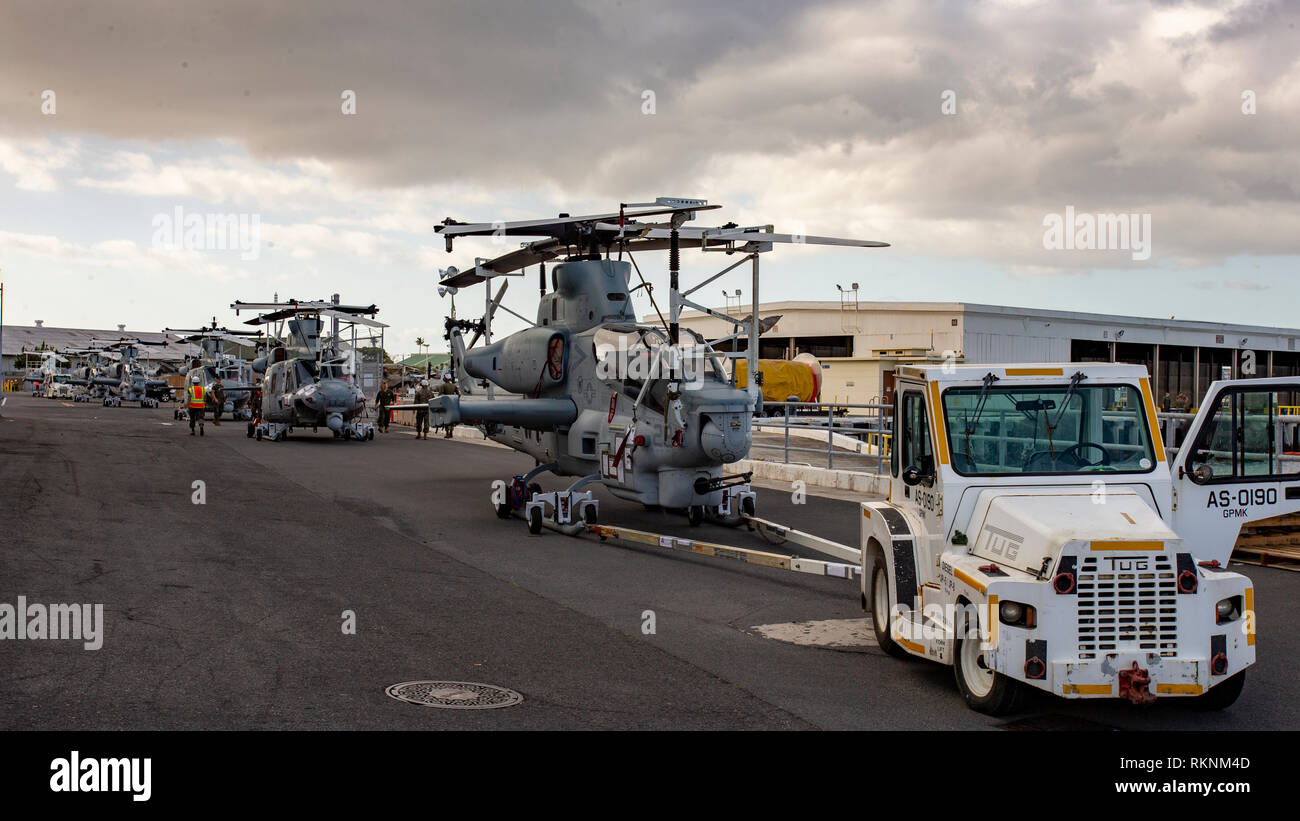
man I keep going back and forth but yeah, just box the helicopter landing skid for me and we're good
[342,419,375,441]
[520,489,599,536]
[497,470,600,536]
[707,483,758,528]
[251,421,291,441]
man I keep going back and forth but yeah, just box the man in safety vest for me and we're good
[187,374,206,436]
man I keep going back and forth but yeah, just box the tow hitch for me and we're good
[1118,661,1157,705]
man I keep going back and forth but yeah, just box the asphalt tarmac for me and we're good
[2,393,1296,730]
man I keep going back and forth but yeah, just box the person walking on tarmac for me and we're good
[209,380,226,426]
[438,373,458,438]
[187,374,206,436]
[375,382,394,433]
[414,378,434,439]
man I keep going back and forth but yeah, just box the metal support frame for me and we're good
[673,252,763,411]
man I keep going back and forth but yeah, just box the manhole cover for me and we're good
[385,680,524,710]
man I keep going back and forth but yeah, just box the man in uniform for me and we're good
[414,378,433,439]
[209,379,226,426]
[375,381,394,433]
[187,374,206,436]
[437,373,458,438]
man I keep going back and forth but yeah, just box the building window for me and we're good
[1157,345,1195,411]
[1114,342,1154,379]
[1272,351,1300,406]
[1198,347,1233,404]
[759,339,788,359]
[794,335,853,358]
[1071,339,1111,362]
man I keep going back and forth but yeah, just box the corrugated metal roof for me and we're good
[1,325,198,361]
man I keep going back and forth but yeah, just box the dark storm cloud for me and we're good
[2,0,1298,266]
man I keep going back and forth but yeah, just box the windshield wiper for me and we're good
[962,372,1000,456]
[1044,370,1086,459]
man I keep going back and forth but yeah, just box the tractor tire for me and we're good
[868,551,909,659]
[954,601,1025,715]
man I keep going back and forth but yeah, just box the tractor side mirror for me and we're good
[902,465,934,487]
[1190,463,1214,484]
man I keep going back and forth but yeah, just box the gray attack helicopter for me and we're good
[231,299,385,441]
[22,351,75,399]
[88,338,174,407]
[404,197,887,534]
[165,320,264,422]
[61,345,118,402]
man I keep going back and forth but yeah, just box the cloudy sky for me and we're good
[1,0,1297,355]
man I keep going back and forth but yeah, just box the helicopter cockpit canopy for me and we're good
[593,324,719,408]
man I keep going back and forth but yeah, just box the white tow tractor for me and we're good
[862,363,1300,714]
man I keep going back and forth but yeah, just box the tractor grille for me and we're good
[1076,554,1179,659]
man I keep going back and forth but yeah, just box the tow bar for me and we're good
[586,523,859,580]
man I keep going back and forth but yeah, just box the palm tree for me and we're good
[414,336,425,364]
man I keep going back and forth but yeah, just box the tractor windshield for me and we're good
[941,383,1157,475]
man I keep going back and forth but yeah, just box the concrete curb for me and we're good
[725,459,889,495]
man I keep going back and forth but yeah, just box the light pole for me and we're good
[0,270,6,382]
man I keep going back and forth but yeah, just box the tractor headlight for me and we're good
[1216,596,1241,624]
[999,600,1035,628]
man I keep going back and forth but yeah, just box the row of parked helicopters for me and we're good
[26,197,881,532]
[22,300,387,441]
[25,339,174,407]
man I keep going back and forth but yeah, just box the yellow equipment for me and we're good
[733,353,822,404]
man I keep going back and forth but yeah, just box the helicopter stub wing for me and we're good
[393,395,579,429]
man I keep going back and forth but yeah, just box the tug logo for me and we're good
[50,751,151,801]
